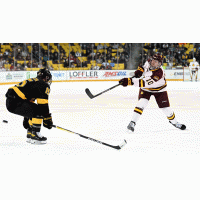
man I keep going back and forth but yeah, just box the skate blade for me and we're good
[126,129,134,134]
[26,138,32,143]
[30,139,47,145]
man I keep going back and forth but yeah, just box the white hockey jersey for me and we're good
[189,61,199,71]
[131,61,167,93]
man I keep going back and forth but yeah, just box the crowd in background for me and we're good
[141,43,200,69]
[0,43,130,71]
[0,43,199,71]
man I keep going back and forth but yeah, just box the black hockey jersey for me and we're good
[6,77,50,115]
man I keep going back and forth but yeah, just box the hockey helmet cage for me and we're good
[37,68,52,85]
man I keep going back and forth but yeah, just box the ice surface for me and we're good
[0,81,200,200]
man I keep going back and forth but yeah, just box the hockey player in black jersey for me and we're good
[5,68,53,144]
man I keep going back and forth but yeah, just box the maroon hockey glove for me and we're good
[119,78,133,87]
[43,113,53,129]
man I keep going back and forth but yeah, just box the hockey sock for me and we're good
[28,118,33,127]
[160,107,178,124]
[131,98,149,123]
[32,117,43,132]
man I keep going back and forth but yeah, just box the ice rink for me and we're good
[0,80,200,200]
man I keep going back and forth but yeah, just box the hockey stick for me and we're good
[52,125,127,150]
[85,83,121,99]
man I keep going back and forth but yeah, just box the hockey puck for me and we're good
[3,120,8,123]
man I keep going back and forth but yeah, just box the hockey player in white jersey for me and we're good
[119,53,186,132]
[189,57,199,81]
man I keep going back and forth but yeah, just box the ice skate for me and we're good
[127,121,136,133]
[169,121,186,130]
[30,131,47,144]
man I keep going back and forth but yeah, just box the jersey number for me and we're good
[146,79,154,85]
[45,88,50,95]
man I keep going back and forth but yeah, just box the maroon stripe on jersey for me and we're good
[144,82,167,91]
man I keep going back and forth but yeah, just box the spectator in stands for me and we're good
[107,46,112,54]
[26,53,31,60]
[43,54,48,66]
[195,50,200,63]
[22,49,28,58]
[10,63,14,71]
[99,64,105,70]
[48,65,54,70]
[32,60,38,68]
[87,52,94,61]
[50,50,54,60]
[182,52,188,61]
[82,61,88,68]
[102,61,109,68]
[188,52,193,59]
[27,60,31,68]
[112,43,119,49]
[53,51,58,62]
[110,59,115,68]
[76,59,82,68]
[75,51,81,57]
[90,65,94,70]
[119,54,126,63]
[106,64,112,70]
[86,48,92,57]
[20,61,27,70]
[63,56,69,68]
[70,63,75,68]
[69,53,75,63]
[0,66,6,71]
[97,44,103,51]
[91,64,100,70]
[106,52,112,61]
[0,58,5,68]
[3,49,9,60]
[96,55,103,64]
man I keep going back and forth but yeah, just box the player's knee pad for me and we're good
[160,107,174,117]
[136,98,149,110]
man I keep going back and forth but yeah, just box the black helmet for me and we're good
[37,68,52,85]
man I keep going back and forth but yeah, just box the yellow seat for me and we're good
[98,49,104,53]
[90,60,96,64]
[87,64,91,68]
[112,53,116,56]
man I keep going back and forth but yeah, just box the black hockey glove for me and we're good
[23,117,30,129]
[43,113,53,129]
[119,78,133,87]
